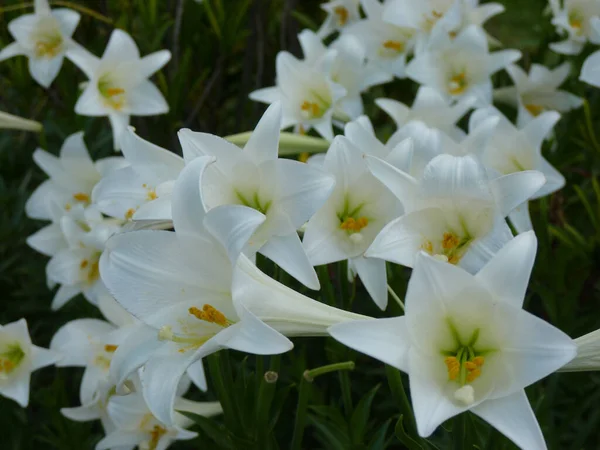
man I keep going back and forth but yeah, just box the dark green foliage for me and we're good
[1,0,600,449]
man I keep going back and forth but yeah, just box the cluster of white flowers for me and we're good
[3,0,600,449]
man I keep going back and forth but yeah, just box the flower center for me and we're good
[422,231,471,265]
[188,304,233,327]
[98,76,126,111]
[568,12,584,34]
[146,425,167,450]
[299,90,330,120]
[0,344,25,379]
[34,33,63,59]
[524,104,544,116]
[235,190,271,214]
[334,6,349,26]
[448,72,467,95]
[94,344,118,370]
[80,254,101,285]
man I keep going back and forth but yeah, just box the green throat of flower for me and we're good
[338,199,370,244]
[34,34,63,59]
[98,77,126,111]
[0,343,25,378]
[236,190,272,215]
[299,90,331,120]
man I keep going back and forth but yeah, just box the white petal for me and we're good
[0,42,24,61]
[65,41,100,78]
[27,223,67,257]
[30,345,60,370]
[102,29,140,62]
[459,217,513,274]
[75,85,107,117]
[365,155,418,209]
[50,318,114,366]
[203,205,266,264]
[508,203,533,233]
[523,111,560,150]
[533,158,565,198]
[249,87,281,105]
[243,102,282,163]
[108,113,130,150]
[186,359,207,392]
[52,9,81,37]
[471,391,546,450]
[476,231,537,308]
[375,98,410,128]
[92,167,148,219]
[29,54,63,88]
[138,50,171,77]
[61,405,101,422]
[259,232,320,290]
[488,50,522,74]
[352,256,388,309]
[132,196,173,221]
[51,284,81,310]
[0,376,31,407]
[328,317,410,371]
[581,50,600,87]
[96,430,146,450]
[489,170,546,217]
[128,80,169,115]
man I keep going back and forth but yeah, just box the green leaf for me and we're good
[350,384,381,444]
[394,415,426,450]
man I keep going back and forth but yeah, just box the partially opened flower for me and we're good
[96,391,222,450]
[342,0,414,78]
[494,63,582,127]
[469,107,565,232]
[67,30,171,149]
[549,0,600,54]
[405,25,521,106]
[179,103,335,289]
[0,110,42,132]
[0,318,60,407]
[365,153,545,272]
[93,127,184,222]
[330,232,576,448]
[317,0,361,38]
[99,156,366,425]
[303,136,403,309]
[376,86,475,141]
[249,44,346,140]
[0,0,80,87]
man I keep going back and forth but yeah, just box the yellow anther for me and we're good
[189,304,229,327]
[87,260,100,284]
[340,216,369,232]
[106,87,125,97]
[334,6,349,25]
[466,368,482,382]
[448,72,467,95]
[73,192,90,203]
[525,104,544,116]
[0,359,15,373]
[80,259,89,269]
[149,425,167,449]
[147,190,158,200]
[125,208,136,220]
[301,100,321,118]
[299,152,309,163]
[442,232,460,250]
[464,361,478,370]
[421,240,433,254]
[382,40,404,52]
[104,344,118,353]
[432,10,443,18]
[34,36,63,58]
[472,356,485,367]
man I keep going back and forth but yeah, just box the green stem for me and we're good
[339,370,353,417]
[225,131,329,155]
[387,284,405,312]
[207,352,241,434]
[290,377,311,450]
[318,265,336,306]
[255,355,280,448]
[304,361,355,381]
[385,365,416,435]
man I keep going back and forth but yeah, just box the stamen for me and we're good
[104,344,118,352]
[525,104,544,116]
[106,88,125,97]
[188,305,230,327]
[80,259,89,269]
[34,35,63,58]
[149,425,167,449]
[301,101,321,118]
[421,240,433,254]
[87,261,100,284]
[73,192,90,203]
[442,232,460,250]
[125,208,136,220]
[340,216,369,232]
[448,72,467,95]
[334,6,349,26]
[382,40,404,52]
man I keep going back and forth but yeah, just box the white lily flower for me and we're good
[0,0,80,87]
[67,30,171,150]
[93,127,184,222]
[0,110,42,132]
[580,19,600,87]
[297,29,393,120]
[549,0,600,54]
[365,153,546,272]
[179,103,335,289]
[99,156,366,425]
[469,107,565,232]
[329,232,577,449]
[494,63,583,127]
[97,391,222,450]
[0,318,60,407]
[250,43,346,140]
[318,0,361,38]
[376,86,475,141]
[46,206,122,310]
[342,0,415,78]
[303,135,403,309]
[405,25,521,106]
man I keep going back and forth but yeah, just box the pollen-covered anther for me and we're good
[301,100,321,118]
[442,232,460,250]
[340,216,368,232]
[125,208,136,220]
[73,192,90,203]
[525,104,544,116]
[34,35,63,58]
[382,40,404,52]
[334,6,349,25]
[104,344,118,353]
[149,425,167,448]
[448,72,467,95]
[189,304,230,327]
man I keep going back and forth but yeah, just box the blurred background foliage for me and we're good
[1,0,600,448]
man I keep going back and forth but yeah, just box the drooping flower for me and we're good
[0,0,80,87]
[0,318,60,407]
[249,43,346,140]
[494,63,583,127]
[67,30,171,150]
[93,127,184,222]
[549,0,600,54]
[468,106,565,232]
[365,153,546,272]
[178,103,335,289]
[317,0,361,38]
[99,156,366,425]
[405,25,521,106]
[0,110,42,132]
[330,232,576,449]
[376,86,475,141]
[303,135,403,309]
[342,0,415,78]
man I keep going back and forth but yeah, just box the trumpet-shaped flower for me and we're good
[67,30,171,149]
[0,319,60,407]
[99,156,366,425]
[303,136,403,309]
[93,127,184,222]
[549,0,600,54]
[469,107,565,232]
[343,0,414,78]
[96,391,222,450]
[178,103,335,289]
[317,0,361,38]
[376,86,475,141]
[365,153,546,272]
[0,0,80,87]
[249,47,346,140]
[405,25,521,106]
[494,63,583,127]
[0,110,42,132]
[329,232,576,449]
[297,30,392,120]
